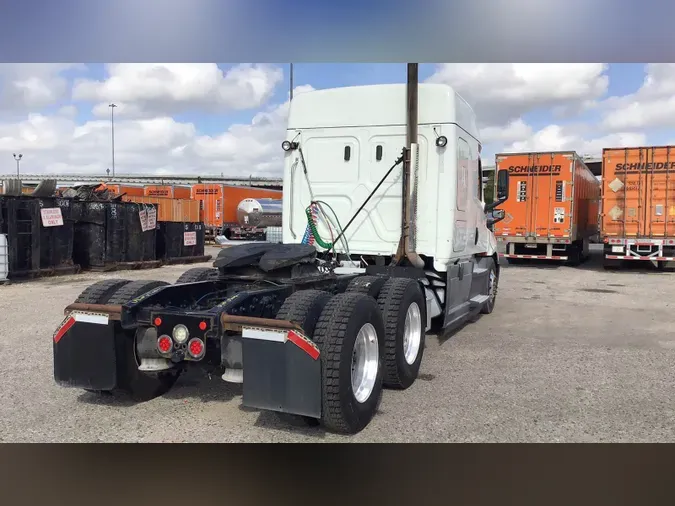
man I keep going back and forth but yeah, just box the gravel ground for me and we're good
[1,245,674,442]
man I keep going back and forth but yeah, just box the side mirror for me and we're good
[485,169,510,212]
[496,169,509,201]
[486,208,505,230]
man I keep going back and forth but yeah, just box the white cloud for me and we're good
[0,64,85,114]
[0,85,315,177]
[427,63,609,127]
[73,63,284,118]
[602,64,675,131]
[480,119,533,145]
[502,124,646,157]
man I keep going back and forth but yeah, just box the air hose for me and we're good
[304,205,333,249]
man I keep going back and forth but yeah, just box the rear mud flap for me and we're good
[53,312,118,391]
[241,327,321,419]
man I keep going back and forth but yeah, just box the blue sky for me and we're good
[0,62,670,176]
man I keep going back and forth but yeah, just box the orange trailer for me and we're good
[494,151,600,264]
[106,184,145,197]
[121,195,200,223]
[601,146,675,268]
[191,184,282,236]
[143,185,191,199]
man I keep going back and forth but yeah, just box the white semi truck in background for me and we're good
[52,65,510,434]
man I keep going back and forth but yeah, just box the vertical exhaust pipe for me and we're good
[395,63,424,268]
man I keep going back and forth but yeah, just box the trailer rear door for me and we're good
[495,152,574,240]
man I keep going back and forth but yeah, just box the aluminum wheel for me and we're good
[488,270,497,302]
[351,323,379,403]
[403,302,422,365]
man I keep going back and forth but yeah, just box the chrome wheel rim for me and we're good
[403,302,422,365]
[351,323,379,403]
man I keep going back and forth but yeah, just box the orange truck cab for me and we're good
[494,151,600,264]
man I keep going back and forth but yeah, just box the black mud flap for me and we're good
[241,327,322,419]
[53,311,118,391]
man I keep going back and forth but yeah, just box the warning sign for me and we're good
[184,231,197,246]
[146,207,157,229]
[139,209,148,232]
[40,208,64,227]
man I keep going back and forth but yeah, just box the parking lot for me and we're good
[1,245,674,442]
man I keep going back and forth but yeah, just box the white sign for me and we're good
[40,208,64,227]
[184,231,197,246]
[146,207,157,229]
[139,209,148,232]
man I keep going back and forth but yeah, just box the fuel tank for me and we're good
[236,198,283,227]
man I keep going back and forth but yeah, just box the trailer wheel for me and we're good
[480,258,499,314]
[376,277,426,389]
[74,278,132,304]
[175,267,218,284]
[313,293,385,434]
[276,289,333,337]
[106,280,170,305]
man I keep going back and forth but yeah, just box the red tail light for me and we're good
[188,338,205,359]
[199,321,208,331]
[157,335,173,354]
[154,317,162,327]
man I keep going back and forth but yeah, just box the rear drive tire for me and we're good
[313,293,385,434]
[175,267,218,284]
[74,279,132,304]
[345,275,387,298]
[276,290,333,337]
[481,258,499,315]
[106,280,180,401]
[106,280,170,305]
[114,330,181,402]
[275,289,333,427]
[376,277,426,390]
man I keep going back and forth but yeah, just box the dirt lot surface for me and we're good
[1,245,673,442]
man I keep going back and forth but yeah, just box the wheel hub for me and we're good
[402,302,422,365]
[488,270,497,302]
[351,323,379,403]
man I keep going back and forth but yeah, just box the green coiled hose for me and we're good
[305,206,333,249]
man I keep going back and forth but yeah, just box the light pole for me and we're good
[13,153,22,177]
[109,103,117,177]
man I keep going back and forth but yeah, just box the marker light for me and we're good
[199,321,208,331]
[436,135,448,148]
[188,338,205,359]
[157,335,173,354]
[172,324,189,344]
[154,317,162,327]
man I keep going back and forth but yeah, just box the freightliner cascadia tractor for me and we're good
[52,73,510,434]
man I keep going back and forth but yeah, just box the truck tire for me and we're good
[275,289,333,428]
[480,258,498,314]
[345,275,387,298]
[376,277,426,390]
[115,331,181,402]
[175,267,218,284]
[74,279,132,304]
[107,280,170,305]
[276,289,333,337]
[312,292,385,434]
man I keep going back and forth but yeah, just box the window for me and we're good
[376,145,383,161]
[344,146,351,161]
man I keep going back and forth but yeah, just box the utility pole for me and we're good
[13,153,22,177]
[109,103,117,177]
[289,63,294,101]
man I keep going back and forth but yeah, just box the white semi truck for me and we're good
[52,69,510,435]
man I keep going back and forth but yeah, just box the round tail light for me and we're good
[154,317,162,327]
[199,321,208,331]
[157,335,173,354]
[188,338,205,359]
